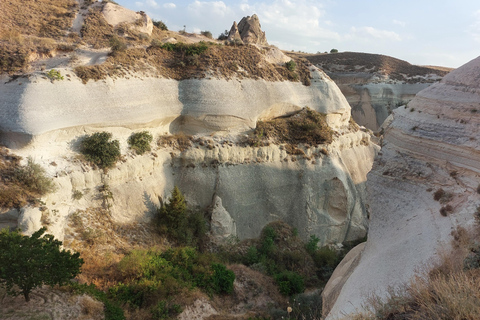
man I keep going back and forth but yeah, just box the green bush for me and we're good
[305,234,320,255]
[159,42,209,56]
[128,131,153,154]
[330,48,338,53]
[151,300,182,319]
[200,30,213,39]
[285,60,296,71]
[70,283,125,320]
[152,20,168,31]
[46,69,64,81]
[275,271,305,296]
[80,132,121,168]
[113,247,234,310]
[14,157,56,195]
[211,263,235,294]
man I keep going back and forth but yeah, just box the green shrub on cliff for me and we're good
[80,132,121,169]
[128,131,153,155]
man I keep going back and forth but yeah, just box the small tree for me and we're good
[156,186,187,240]
[330,48,338,53]
[80,132,121,168]
[156,186,206,246]
[0,227,83,302]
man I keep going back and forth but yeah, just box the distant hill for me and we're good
[289,51,453,80]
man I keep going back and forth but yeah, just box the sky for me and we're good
[114,0,480,68]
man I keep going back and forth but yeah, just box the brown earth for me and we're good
[290,51,453,80]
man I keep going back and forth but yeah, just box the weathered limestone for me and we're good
[325,56,480,319]
[0,65,350,146]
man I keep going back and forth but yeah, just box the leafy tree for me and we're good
[330,48,338,53]
[0,227,83,302]
[155,186,206,246]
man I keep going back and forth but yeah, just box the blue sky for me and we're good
[115,0,480,68]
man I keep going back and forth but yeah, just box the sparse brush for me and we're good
[157,133,192,151]
[128,131,153,155]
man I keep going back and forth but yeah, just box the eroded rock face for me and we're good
[326,56,480,319]
[0,65,349,146]
[235,14,268,46]
[102,2,153,35]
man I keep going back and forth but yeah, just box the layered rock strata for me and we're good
[324,56,480,318]
[0,64,377,245]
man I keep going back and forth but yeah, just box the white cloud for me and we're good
[163,3,176,9]
[349,26,401,41]
[393,19,406,27]
[187,1,233,18]
[135,2,143,7]
[146,0,158,8]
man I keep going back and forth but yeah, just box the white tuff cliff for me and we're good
[324,55,480,318]
[0,65,378,245]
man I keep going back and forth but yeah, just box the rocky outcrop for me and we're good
[325,56,480,318]
[227,21,243,45]
[232,14,268,46]
[102,2,153,35]
[306,52,451,131]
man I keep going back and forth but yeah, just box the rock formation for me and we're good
[306,52,451,131]
[102,2,153,35]
[227,21,244,45]
[230,14,269,46]
[0,64,378,244]
[324,55,480,318]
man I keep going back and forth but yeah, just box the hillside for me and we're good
[290,51,453,131]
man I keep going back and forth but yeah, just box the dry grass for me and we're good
[157,133,193,151]
[0,0,77,74]
[0,147,55,208]
[74,39,313,84]
[64,207,164,290]
[244,108,333,148]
